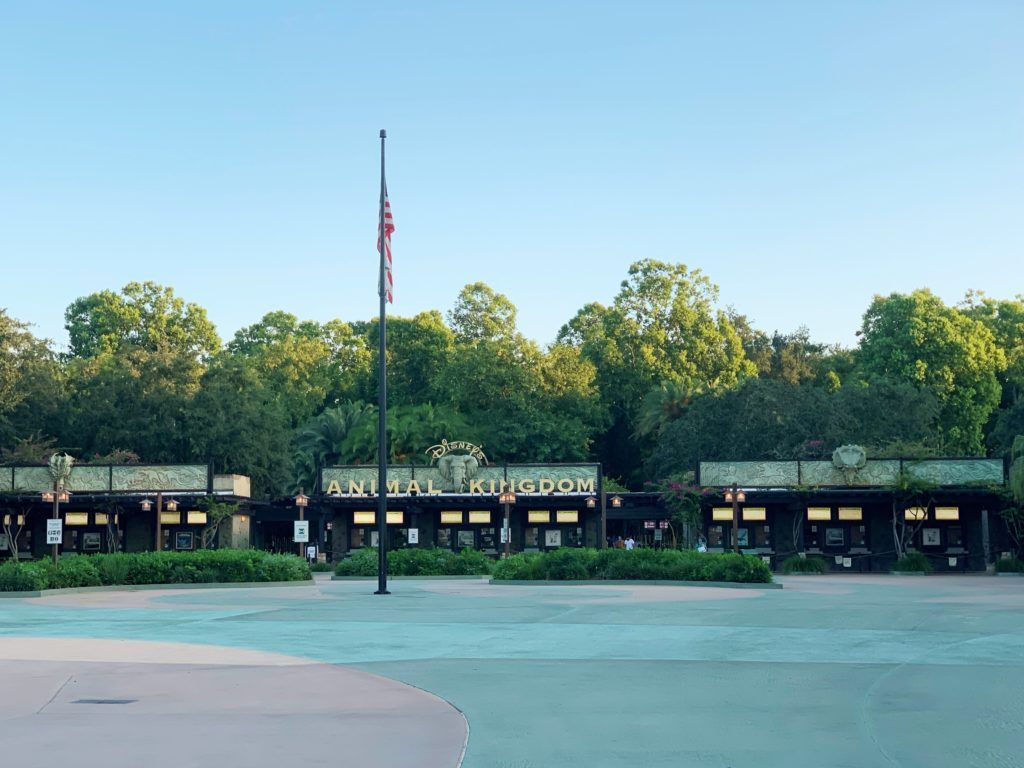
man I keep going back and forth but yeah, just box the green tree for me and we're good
[0,310,63,444]
[857,289,1004,454]
[436,286,608,463]
[63,347,195,461]
[989,401,1024,456]
[186,357,293,498]
[559,260,754,482]
[353,311,455,406]
[645,379,833,479]
[447,282,518,343]
[338,403,475,464]
[826,377,941,455]
[65,281,219,360]
[292,402,377,490]
[634,379,700,439]
[228,311,370,425]
[961,292,1024,406]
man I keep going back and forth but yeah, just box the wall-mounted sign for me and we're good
[46,519,63,544]
[293,520,309,543]
[426,439,488,464]
[322,464,599,497]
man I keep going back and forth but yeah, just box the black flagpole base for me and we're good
[374,589,391,595]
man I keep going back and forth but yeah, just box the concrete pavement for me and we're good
[1,575,1022,767]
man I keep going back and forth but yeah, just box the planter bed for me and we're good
[0,579,315,599]
[489,578,781,589]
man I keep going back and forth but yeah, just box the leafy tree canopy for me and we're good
[857,289,1004,454]
[65,281,219,360]
[228,311,370,425]
[447,282,518,344]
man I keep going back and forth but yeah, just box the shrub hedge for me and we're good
[892,551,934,573]
[0,550,311,592]
[490,548,773,583]
[994,556,1024,573]
[780,554,828,574]
[334,547,493,576]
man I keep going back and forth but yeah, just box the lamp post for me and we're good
[295,489,310,557]
[41,485,71,565]
[498,490,516,558]
[723,483,746,554]
[586,495,600,549]
[141,493,174,551]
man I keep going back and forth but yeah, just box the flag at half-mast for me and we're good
[378,189,395,303]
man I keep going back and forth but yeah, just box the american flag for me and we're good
[378,190,395,303]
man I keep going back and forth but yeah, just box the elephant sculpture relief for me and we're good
[437,454,480,492]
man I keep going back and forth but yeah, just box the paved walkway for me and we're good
[0,638,466,768]
[1,575,1022,767]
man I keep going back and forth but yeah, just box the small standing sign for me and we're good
[46,519,63,545]
[408,528,419,544]
[293,520,309,543]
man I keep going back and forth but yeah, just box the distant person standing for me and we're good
[625,535,635,551]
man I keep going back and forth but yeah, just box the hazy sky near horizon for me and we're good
[2,1,1022,352]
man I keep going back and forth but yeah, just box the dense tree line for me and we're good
[2,264,1022,498]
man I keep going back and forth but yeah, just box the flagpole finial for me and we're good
[380,129,386,139]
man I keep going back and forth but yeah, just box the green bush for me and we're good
[490,547,773,583]
[257,553,313,582]
[892,552,934,573]
[490,553,544,580]
[334,547,493,577]
[93,553,132,585]
[994,556,1024,573]
[309,562,334,572]
[50,557,102,588]
[0,561,51,591]
[0,551,311,591]
[334,547,379,576]
[780,555,828,574]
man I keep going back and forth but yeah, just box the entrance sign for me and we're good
[293,520,309,543]
[322,463,600,497]
[654,529,663,541]
[46,519,63,544]
[408,528,419,544]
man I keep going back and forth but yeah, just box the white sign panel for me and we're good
[408,528,419,544]
[293,520,309,543]
[46,519,63,545]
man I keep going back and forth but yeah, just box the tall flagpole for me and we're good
[375,129,390,595]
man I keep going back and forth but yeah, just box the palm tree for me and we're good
[292,401,374,490]
[634,379,699,438]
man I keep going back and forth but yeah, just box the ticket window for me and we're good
[917,507,964,552]
[806,507,865,552]
[743,508,770,550]
[530,511,582,550]
[349,511,404,548]
[437,511,484,551]
[709,508,732,550]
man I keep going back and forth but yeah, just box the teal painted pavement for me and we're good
[2,575,1023,767]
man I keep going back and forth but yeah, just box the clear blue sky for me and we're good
[2,1,1022,351]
